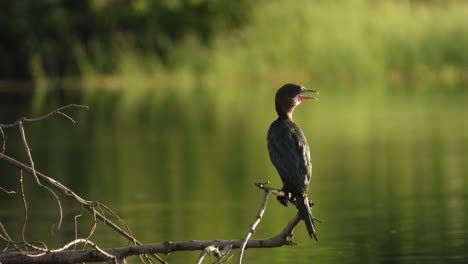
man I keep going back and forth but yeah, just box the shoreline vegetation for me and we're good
[1,1,467,119]
[25,1,467,95]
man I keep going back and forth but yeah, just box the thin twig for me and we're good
[23,104,88,123]
[0,181,306,263]
[0,153,167,264]
[20,171,28,243]
[213,244,233,264]
[95,201,160,262]
[45,185,64,231]
[27,238,118,263]
[53,239,115,257]
[98,203,135,239]
[0,213,302,263]
[82,208,98,250]
[0,104,88,129]
[0,126,5,159]
[73,208,83,250]
[1,200,49,254]
[18,121,40,186]
[0,105,164,263]
[19,120,66,230]
[238,182,271,264]
[0,223,49,253]
[0,222,15,251]
[0,186,16,195]
[254,181,285,197]
[195,245,217,264]
[89,204,164,263]
[57,111,76,123]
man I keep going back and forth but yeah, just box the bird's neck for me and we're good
[278,106,295,121]
[278,111,294,121]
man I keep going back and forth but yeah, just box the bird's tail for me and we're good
[296,195,318,241]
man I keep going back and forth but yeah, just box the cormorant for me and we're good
[267,83,319,241]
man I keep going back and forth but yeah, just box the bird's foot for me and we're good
[285,232,297,245]
[277,190,294,207]
[277,195,289,207]
[290,195,298,206]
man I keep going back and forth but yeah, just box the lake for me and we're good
[0,85,467,263]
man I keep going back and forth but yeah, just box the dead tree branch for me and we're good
[18,120,40,186]
[0,186,15,194]
[0,214,302,264]
[0,104,88,129]
[0,105,166,264]
[1,152,307,263]
[195,245,217,264]
[1,104,88,231]
[238,182,271,264]
[0,153,166,263]
[0,105,316,264]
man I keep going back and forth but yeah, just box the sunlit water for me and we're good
[1,88,467,263]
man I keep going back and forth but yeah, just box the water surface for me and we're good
[0,87,467,263]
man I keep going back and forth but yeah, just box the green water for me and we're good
[1,86,468,264]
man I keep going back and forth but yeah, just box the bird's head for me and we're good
[275,83,318,120]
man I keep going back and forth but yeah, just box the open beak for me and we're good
[297,89,319,102]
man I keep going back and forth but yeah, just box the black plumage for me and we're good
[267,83,318,240]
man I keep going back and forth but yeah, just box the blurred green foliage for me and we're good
[0,0,250,78]
[2,0,468,98]
[1,2,468,263]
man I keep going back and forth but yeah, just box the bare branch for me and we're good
[19,171,28,243]
[82,209,98,250]
[73,211,83,250]
[0,104,88,233]
[1,104,87,128]
[1,106,312,264]
[213,244,233,264]
[0,220,48,253]
[0,222,16,251]
[0,153,166,263]
[238,183,271,264]
[196,249,208,264]
[24,239,118,264]
[52,239,116,260]
[56,111,76,123]
[44,185,64,231]
[0,126,5,159]
[18,121,41,186]
[0,105,168,263]
[196,245,217,264]
[254,181,286,197]
[96,202,135,239]
[23,104,88,123]
[0,213,301,263]
[0,104,88,129]
[0,181,303,263]
[0,186,15,195]
[0,104,89,179]
[19,121,67,230]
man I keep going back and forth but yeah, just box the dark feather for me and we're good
[267,83,318,240]
[267,118,312,194]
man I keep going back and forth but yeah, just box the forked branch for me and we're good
[0,105,165,263]
[0,105,315,264]
[0,214,301,263]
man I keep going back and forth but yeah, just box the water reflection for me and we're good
[0,88,467,263]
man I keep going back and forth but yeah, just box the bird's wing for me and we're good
[268,121,312,194]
